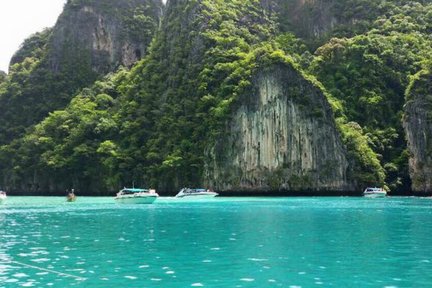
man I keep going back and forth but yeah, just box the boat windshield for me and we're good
[121,188,149,194]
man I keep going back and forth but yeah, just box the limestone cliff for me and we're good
[0,0,163,144]
[205,63,353,192]
[404,67,432,193]
[269,0,337,40]
[48,0,163,74]
[265,0,389,44]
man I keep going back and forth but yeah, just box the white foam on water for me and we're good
[125,276,137,280]
[191,283,204,287]
[202,260,212,263]
[151,278,162,281]
[32,258,50,263]
[13,273,29,278]
[166,271,175,274]
[139,265,149,268]
[210,248,220,251]
[21,282,34,287]
[247,258,268,262]
[240,278,254,282]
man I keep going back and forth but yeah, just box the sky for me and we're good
[0,0,67,73]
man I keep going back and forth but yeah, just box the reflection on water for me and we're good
[1,197,432,287]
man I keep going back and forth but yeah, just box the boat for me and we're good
[363,187,387,198]
[0,190,6,204]
[114,188,159,204]
[175,188,218,199]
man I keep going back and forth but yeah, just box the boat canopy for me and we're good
[121,188,149,194]
[365,187,383,192]
[183,188,207,193]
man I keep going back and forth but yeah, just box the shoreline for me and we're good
[3,190,431,197]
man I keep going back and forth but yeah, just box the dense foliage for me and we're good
[1,0,432,194]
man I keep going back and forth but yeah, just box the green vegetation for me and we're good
[1,0,432,194]
[308,2,432,192]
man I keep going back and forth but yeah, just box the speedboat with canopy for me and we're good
[115,188,159,204]
[363,187,387,198]
[175,188,218,198]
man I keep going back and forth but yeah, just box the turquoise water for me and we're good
[1,197,432,287]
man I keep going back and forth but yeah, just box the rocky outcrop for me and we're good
[270,0,337,39]
[205,63,353,192]
[404,68,432,193]
[0,0,163,145]
[266,0,386,42]
[48,0,163,74]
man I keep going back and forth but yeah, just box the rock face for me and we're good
[266,0,387,42]
[205,63,353,192]
[48,0,163,74]
[0,0,163,145]
[404,69,432,193]
[271,0,337,39]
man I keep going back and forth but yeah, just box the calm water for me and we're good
[1,196,432,287]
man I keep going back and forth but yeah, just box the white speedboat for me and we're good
[175,188,218,198]
[0,191,7,204]
[363,187,387,198]
[115,188,159,204]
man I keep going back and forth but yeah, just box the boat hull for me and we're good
[176,192,218,199]
[363,192,387,198]
[115,195,158,204]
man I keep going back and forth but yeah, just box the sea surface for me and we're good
[1,196,432,287]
